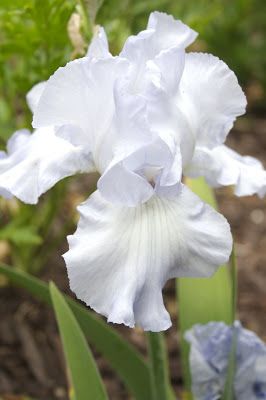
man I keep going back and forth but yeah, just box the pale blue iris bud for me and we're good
[185,321,266,400]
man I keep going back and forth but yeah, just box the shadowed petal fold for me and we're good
[65,185,232,331]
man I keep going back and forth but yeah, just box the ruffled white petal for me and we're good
[98,135,181,207]
[177,53,247,150]
[0,127,91,204]
[96,83,182,206]
[120,12,195,95]
[121,11,197,63]
[6,129,31,154]
[26,81,47,113]
[65,185,232,331]
[33,56,129,157]
[186,145,266,197]
[147,11,197,49]
[148,47,185,95]
[86,26,111,60]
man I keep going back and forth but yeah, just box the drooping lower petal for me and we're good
[64,185,232,331]
[0,127,92,204]
[185,145,266,197]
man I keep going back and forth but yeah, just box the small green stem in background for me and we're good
[147,332,173,400]
[77,0,92,40]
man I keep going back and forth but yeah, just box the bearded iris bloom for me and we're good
[1,11,263,331]
[185,321,266,400]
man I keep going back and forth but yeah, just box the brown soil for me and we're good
[0,114,266,400]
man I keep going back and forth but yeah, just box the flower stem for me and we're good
[147,332,172,400]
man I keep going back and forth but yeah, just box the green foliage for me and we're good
[50,282,108,400]
[0,0,75,135]
[147,332,174,400]
[0,220,42,246]
[177,178,235,396]
[0,263,155,400]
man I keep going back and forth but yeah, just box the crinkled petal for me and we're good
[33,56,129,160]
[186,145,266,197]
[149,47,185,95]
[186,321,266,400]
[26,81,47,114]
[177,53,247,150]
[97,84,182,206]
[120,12,196,95]
[188,346,221,400]
[235,354,266,400]
[86,25,111,60]
[6,129,31,154]
[64,185,232,331]
[147,11,197,49]
[0,127,91,204]
[98,135,182,206]
[185,323,229,399]
[121,11,197,63]
[98,160,154,207]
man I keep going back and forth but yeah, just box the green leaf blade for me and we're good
[0,263,153,400]
[177,178,234,394]
[50,282,108,400]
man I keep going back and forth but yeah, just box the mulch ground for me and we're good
[0,114,265,399]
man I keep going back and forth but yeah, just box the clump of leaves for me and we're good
[0,0,75,137]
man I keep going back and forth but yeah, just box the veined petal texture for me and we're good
[65,185,232,331]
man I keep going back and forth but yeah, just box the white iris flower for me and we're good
[185,321,266,400]
[2,11,258,331]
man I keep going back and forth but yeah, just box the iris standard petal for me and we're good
[186,145,266,197]
[147,11,198,49]
[177,53,247,150]
[26,81,47,114]
[96,83,183,206]
[0,127,91,204]
[86,26,111,60]
[33,56,129,156]
[64,185,232,331]
[121,11,197,63]
[120,12,195,95]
